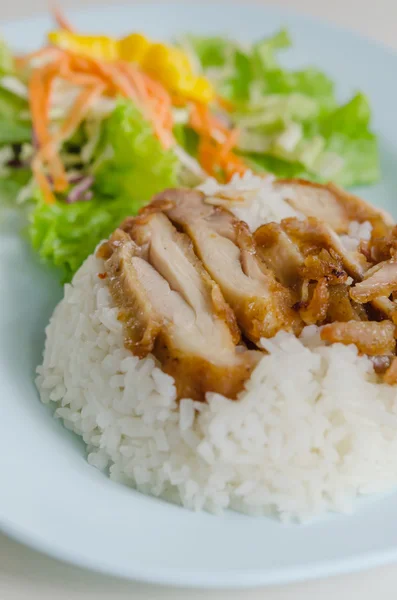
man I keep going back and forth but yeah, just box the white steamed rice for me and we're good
[36,173,397,521]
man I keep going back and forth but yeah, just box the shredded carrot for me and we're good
[14,47,62,70]
[218,128,240,159]
[51,4,75,32]
[33,83,105,203]
[223,154,248,181]
[29,57,70,192]
[65,53,141,102]
[28,51,104,200]
[32,159,56,205]
[117,62,175,148]
[59,66,105,88]
[198,137,218,177]
[217,95,234,112]
[58,84,106,140]
[36,49,175,146]
[116,62,148,109]
[144,75,173,126]
[98,63,139,99]
[189,101,247,181]
[37,84,105,164]
[171,95,188,108]
[29,55,65,146]
[143,74,172,106]
[29,66,51,148]
[189,101,228,139]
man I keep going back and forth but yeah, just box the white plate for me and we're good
[2,2,397,588]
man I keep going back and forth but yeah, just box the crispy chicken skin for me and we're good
[360,226,397,264]
[255,217,365,326]
[327,285,368,322]
[320,320,396,356]
[254,223,304,288]
[281,217,367,280]
[370,296,397,324]
[350,260,397,303]
[256,216,365,284]
[299,278,329,326]
[100,217,259,402]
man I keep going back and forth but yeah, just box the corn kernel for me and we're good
[183,76,215,103]
[143,44,193,89]
[118,33,151,64]
[48,31,118,61]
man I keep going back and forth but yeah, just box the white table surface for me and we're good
[2,0,397,598]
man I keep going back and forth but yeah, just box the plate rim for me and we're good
[2,1,397,588]
[3,515,397,589]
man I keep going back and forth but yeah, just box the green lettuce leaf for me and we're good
[0,82,31,147]
[226,49,252,101]
[30,193,138,281]
[0,118,31,145]
[244,153,308,179]
[252,29,291,73]
[323,133,379,187]
[94,99,178,201]
[0,38,14,76]
[237,90,378,185]
[0,85,29,122]
[235,93,319,129]
[319,92,371,138]
[0,168,30,204]
[314,93,379,185]
[179,35,235,69]
[261,68,336,113]
[173,123,199,156]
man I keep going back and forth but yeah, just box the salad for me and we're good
[0,8,379,280]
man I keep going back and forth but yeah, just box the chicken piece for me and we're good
[254,223,304,288]
[327,285,368,322]
[255,216,366,291]
[127,211,241,344]
[254,217,367,328]
[320,320,396,355]
[369,296,397,325]
[274,179,393,234]
[154,188,302,343]
[350,259,397,303]
[254,217,367,325]
[299,250,348,286]
[359,225,397,264]
[281,217,367,280]
[383,357,397,384]
[102,221,259,402]
[101,229,162,357]
[299,278,329,325]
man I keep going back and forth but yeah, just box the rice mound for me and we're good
[36,174,397,521]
